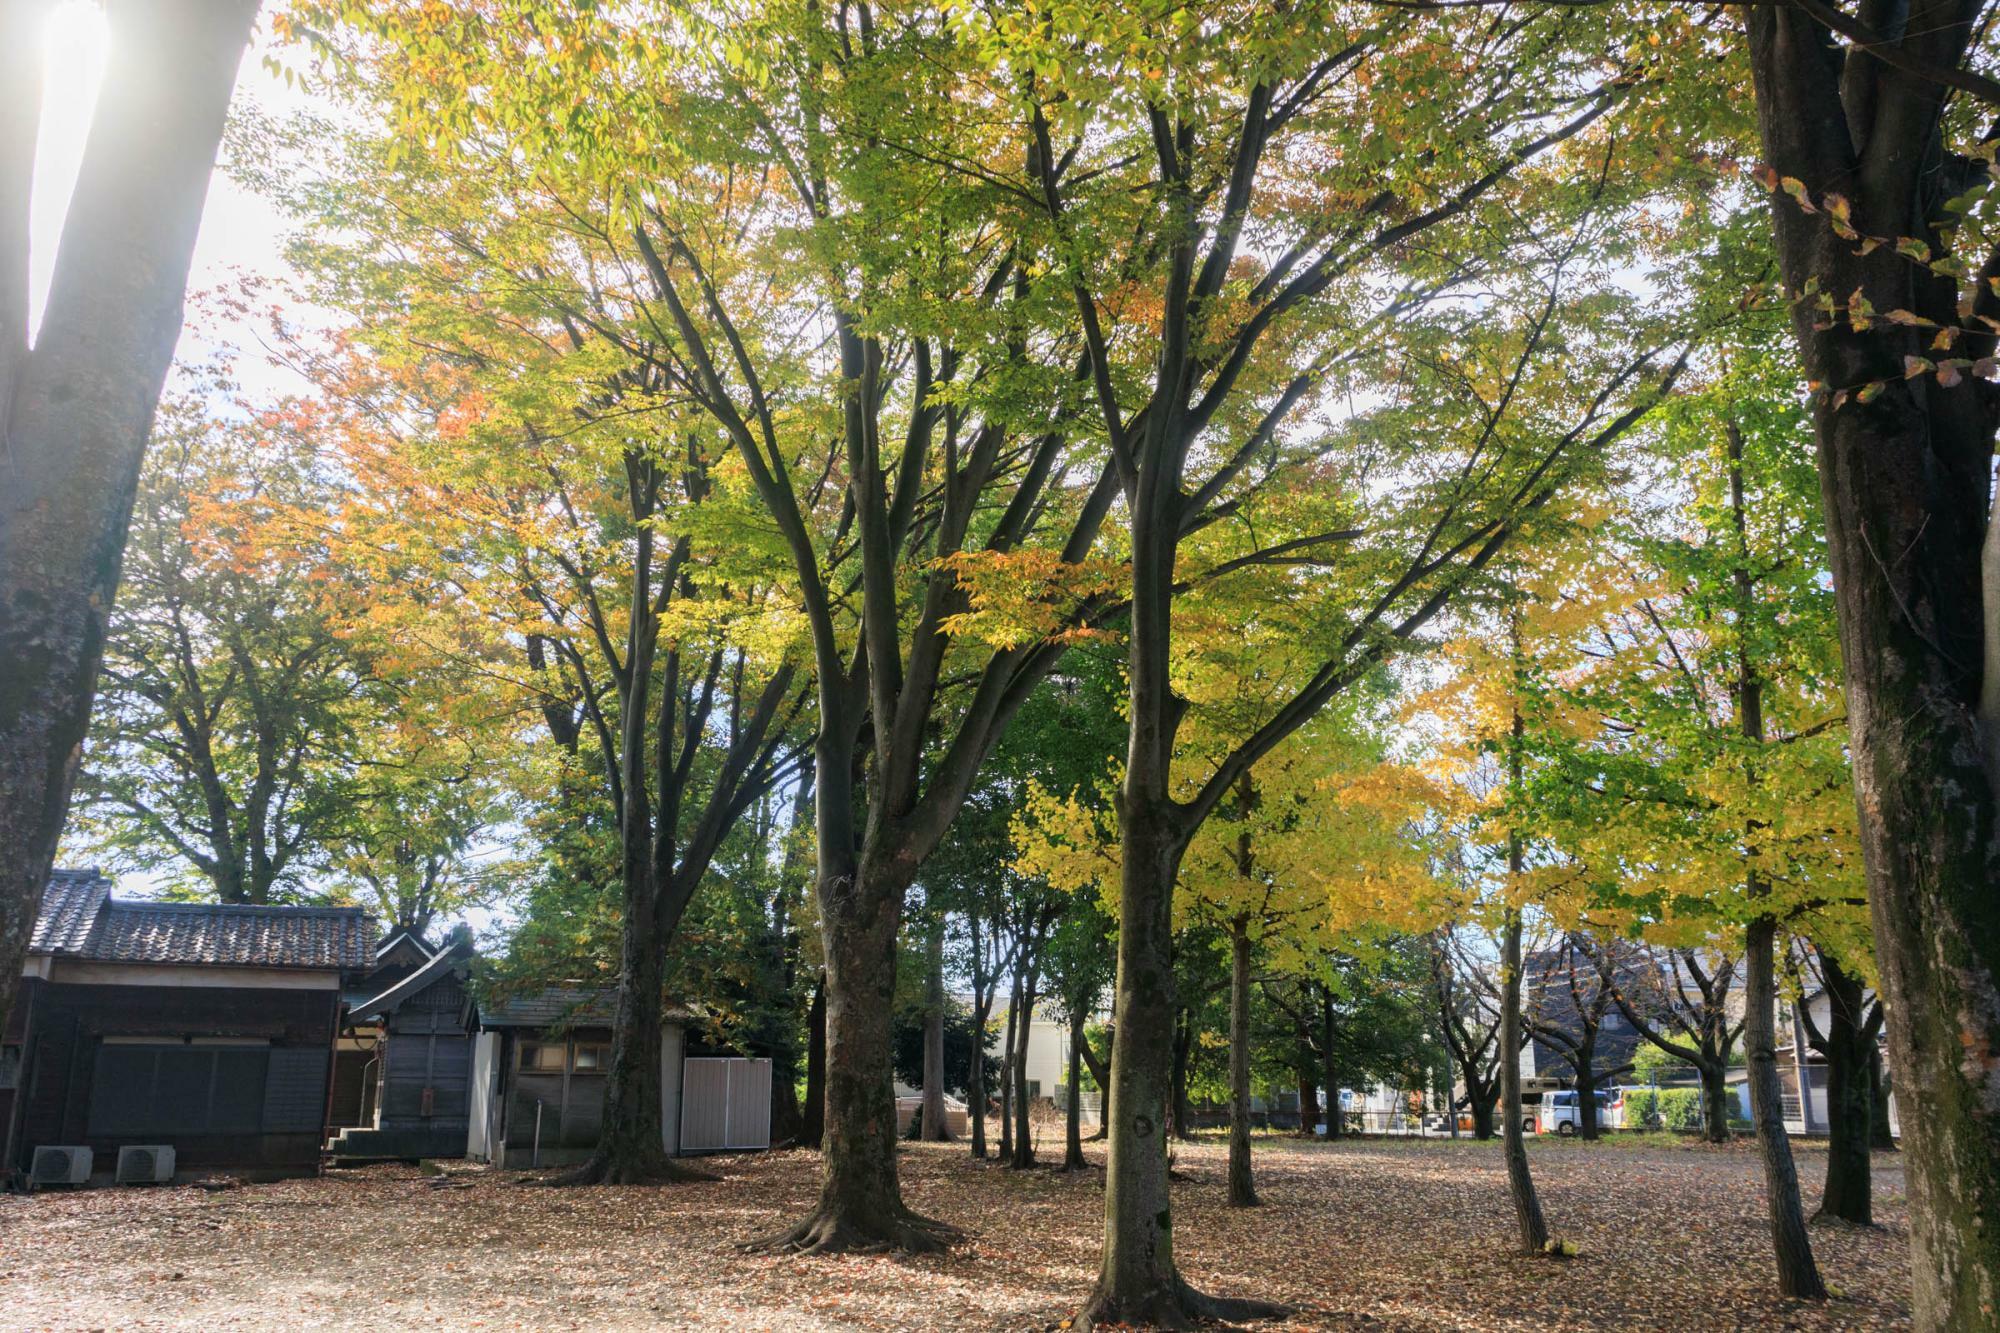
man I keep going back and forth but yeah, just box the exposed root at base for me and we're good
[746,1202,962,1256]
[1074,1276,1291,1330]
[1810,1209,1879,1230]
[534,1155,719,1187]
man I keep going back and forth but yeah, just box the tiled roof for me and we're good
[474,986,693,1030]
[30,869,375,972]
[30,869,112,954]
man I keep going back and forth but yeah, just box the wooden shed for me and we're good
[465,988,773,1168]
[327,928,475,1161]
[2,870,374,1183]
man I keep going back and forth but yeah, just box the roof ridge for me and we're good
[106,899,368,916]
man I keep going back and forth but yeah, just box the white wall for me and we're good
[659,1021,686,1157]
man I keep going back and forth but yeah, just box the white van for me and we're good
[1539,1089,1610,1136]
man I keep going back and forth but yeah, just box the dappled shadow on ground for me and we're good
[0,1135,1909,1330]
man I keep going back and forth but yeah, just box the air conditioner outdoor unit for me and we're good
[115,1144,175,1185]
[28,1145,92,1189]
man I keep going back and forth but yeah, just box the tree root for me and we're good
[746,1201,962,1256]
[1075,1275,1291,1329]
[533,1154,718,1187]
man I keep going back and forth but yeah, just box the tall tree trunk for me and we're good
[1011,970,1038,1168]
[1170,1012,1196,1142]
[802,977,827,1150]
[561,868,683,1183]
[770,763,814,1149]
[1227,915,1259,1207]
[1576,1059,1601,1142]
[1085,807,1200,1324]
[1700,1061,1733,1145]
[1298,1074,1319,1139]
[1078,1022,1111,1142]
[1065,1009,1087,1171]
[1500,903,1549,1255]
[1745,918,1827,1297]
[999,971,1019,1161]
[1321,984,1341,1140]
[1817,956,1873,1225]
[1869,1044,1897,1152]
[1731,441,1826,1297]
[0,0,260,1040]
[1745,15,2000,1323]
[969,991,991,1159]
[773,847,942,1252]
[1469,1092,1494,1142]
[920,917,952,1141]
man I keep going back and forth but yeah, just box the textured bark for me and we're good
[1064,1008,1096,1160]
[999,971,1019,1161]
[1701,1065,1735,1145]
[0,0,259,1041]
[1227,916,1259,1207]
[1297,1075,1319,1139]
[1869,1045,1897,1152]
[1500,903,1550,1255]
[919,919,952,1141]
[1322,984,1342,1140]
[1744,10,2000,1324]
[1810,954,1876,1225]
[1078,1021,1112,1142]
[1010,967,1039,1169]
[1085,811,1279,1327]
[802,978,827,1150]
[1169,1012,1196,1142]
[551,863,676,1184]
[758,839,953,1254]
[1745,919,1826,1297]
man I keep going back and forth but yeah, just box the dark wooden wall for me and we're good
[8,978,340,1176]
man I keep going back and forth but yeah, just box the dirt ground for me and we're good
[0,1134,1910,1330]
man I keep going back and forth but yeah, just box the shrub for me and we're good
[1622,1088,1661,1129]
[1658,1088,1704,1132]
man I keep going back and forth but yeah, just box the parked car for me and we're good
[1539,1089,1611,1136]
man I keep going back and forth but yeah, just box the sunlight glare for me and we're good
[28,0,110,344]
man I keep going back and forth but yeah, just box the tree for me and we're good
[308,0,1136,1248]
[68,390,503,916]
[1521,932,1638,1141]
[1606,943,1745,1146]
[1427,927,1506,1139]
[0,0,260,1039]
[1524,332,1857,1296]
[1735,7,2000,1322]
[1790,940,1884,1225]
[968,0,1692,1312]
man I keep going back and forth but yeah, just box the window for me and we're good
[87,1042,269,1136]
[518,1041,567,1072]
[0,1044,18,1091]
[1024,1080,1041,1100]
[518,1038,608,1073]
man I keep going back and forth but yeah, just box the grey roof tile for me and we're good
[30,869,111,954]
[30,869,375,971]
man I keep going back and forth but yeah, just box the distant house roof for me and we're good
[472,986,692,1031]
[29,869,375,972]
[347,938,472,1021]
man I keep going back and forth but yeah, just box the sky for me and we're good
[30,1,312,394]
[27,4,526,925]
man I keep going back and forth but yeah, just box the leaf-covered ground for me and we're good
[0,1134,1909,1330]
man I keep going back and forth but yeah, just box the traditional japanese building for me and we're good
[3,869,374,1182]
